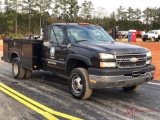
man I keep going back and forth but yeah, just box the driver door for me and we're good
[42,25,67,74]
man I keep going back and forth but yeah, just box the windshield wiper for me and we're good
[75,40,88,42]
[111,40,115,43]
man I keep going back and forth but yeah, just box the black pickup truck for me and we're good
[1,23,155,99]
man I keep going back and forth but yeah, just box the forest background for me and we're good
[0,0,160,37]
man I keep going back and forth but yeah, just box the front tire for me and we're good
[122,85,141,92]
[12,57,25,79]
[69,68,92,99]
[142,38,146,42]
[151,37,155,41]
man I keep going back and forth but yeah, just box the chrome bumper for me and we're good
[89,71,154,89]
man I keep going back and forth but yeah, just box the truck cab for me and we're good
[2,23,155,99]
[142,30,160,42]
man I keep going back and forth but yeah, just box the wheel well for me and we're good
[10,53,18,63]
[66,59,88,75]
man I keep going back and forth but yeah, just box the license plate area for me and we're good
[132,71,141,78]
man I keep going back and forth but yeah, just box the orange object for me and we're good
[78,22,90,25]
[34,65,37,69]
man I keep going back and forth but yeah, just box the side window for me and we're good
[50,26,64,44]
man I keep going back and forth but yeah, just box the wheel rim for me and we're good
[72,74,83,94]
[13,62,18,75]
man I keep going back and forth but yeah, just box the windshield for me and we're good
[147,30,155,34]
[66,26,113,43]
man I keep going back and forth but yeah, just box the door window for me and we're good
[50,26,64,44]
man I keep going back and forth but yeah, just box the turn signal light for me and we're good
[78,22,89,25]
[34,65,37,69]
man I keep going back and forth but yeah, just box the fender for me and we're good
[65,54,92,72]
[9,52,20,63]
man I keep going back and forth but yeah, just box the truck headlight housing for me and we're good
[146,51,152,64]
[146,51,151,57]
[99,53,115,59]
[99,53,116,67]
[100,62,117,67]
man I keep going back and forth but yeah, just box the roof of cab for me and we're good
[52,23,96,26]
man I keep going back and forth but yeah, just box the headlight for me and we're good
[99,53,115,59]
[146,51,152,64]
[146,51,151,57]
[100,62,117,67]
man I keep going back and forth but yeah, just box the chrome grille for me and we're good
[115,54,147,68]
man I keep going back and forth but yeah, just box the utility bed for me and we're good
[2,38,43,70]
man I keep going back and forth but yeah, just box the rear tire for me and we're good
[69,68,92,99]
[122,85,141,92]
[12,57,25,79]
[24,69,32,79]
[155,38,159,42]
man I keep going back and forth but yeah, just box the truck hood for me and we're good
[73,41,149,54]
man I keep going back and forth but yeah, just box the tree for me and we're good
[67,0,80,22]
[58,0,68,22]
[93,7,106,24]
[108,12,116,29]
[52,0,79,22]
[52,0,61,21]
[22,0,35,35]
[4,0,23,36]
[143,7,156,30]
[134,8,141,20]
[34,0,52,31]
[80,0,94,20]
[143,7,156,24]
[127,7,134,21]
[116,6,125,20]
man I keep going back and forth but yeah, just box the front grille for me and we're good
[115,54,147,68]
[143,35,148,38]
[116,54,146,60]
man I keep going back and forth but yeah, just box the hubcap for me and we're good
[72,74,83,94]
[13,62,18,75]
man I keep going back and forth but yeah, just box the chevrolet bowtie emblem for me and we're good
[130,58,138,63]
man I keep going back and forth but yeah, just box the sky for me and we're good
[78,0,160,15]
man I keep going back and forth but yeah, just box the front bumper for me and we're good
[88,65,155,89]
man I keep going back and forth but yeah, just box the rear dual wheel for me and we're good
[12,57,32,79]
[24,69,32,79]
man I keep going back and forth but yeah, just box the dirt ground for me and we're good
[0,39,159,80]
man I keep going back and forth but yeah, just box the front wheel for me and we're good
[122,85,141,92]
[142,38,146,42]
[12,57,25,79]
[151,37,155,41]
[69,68,93,99]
